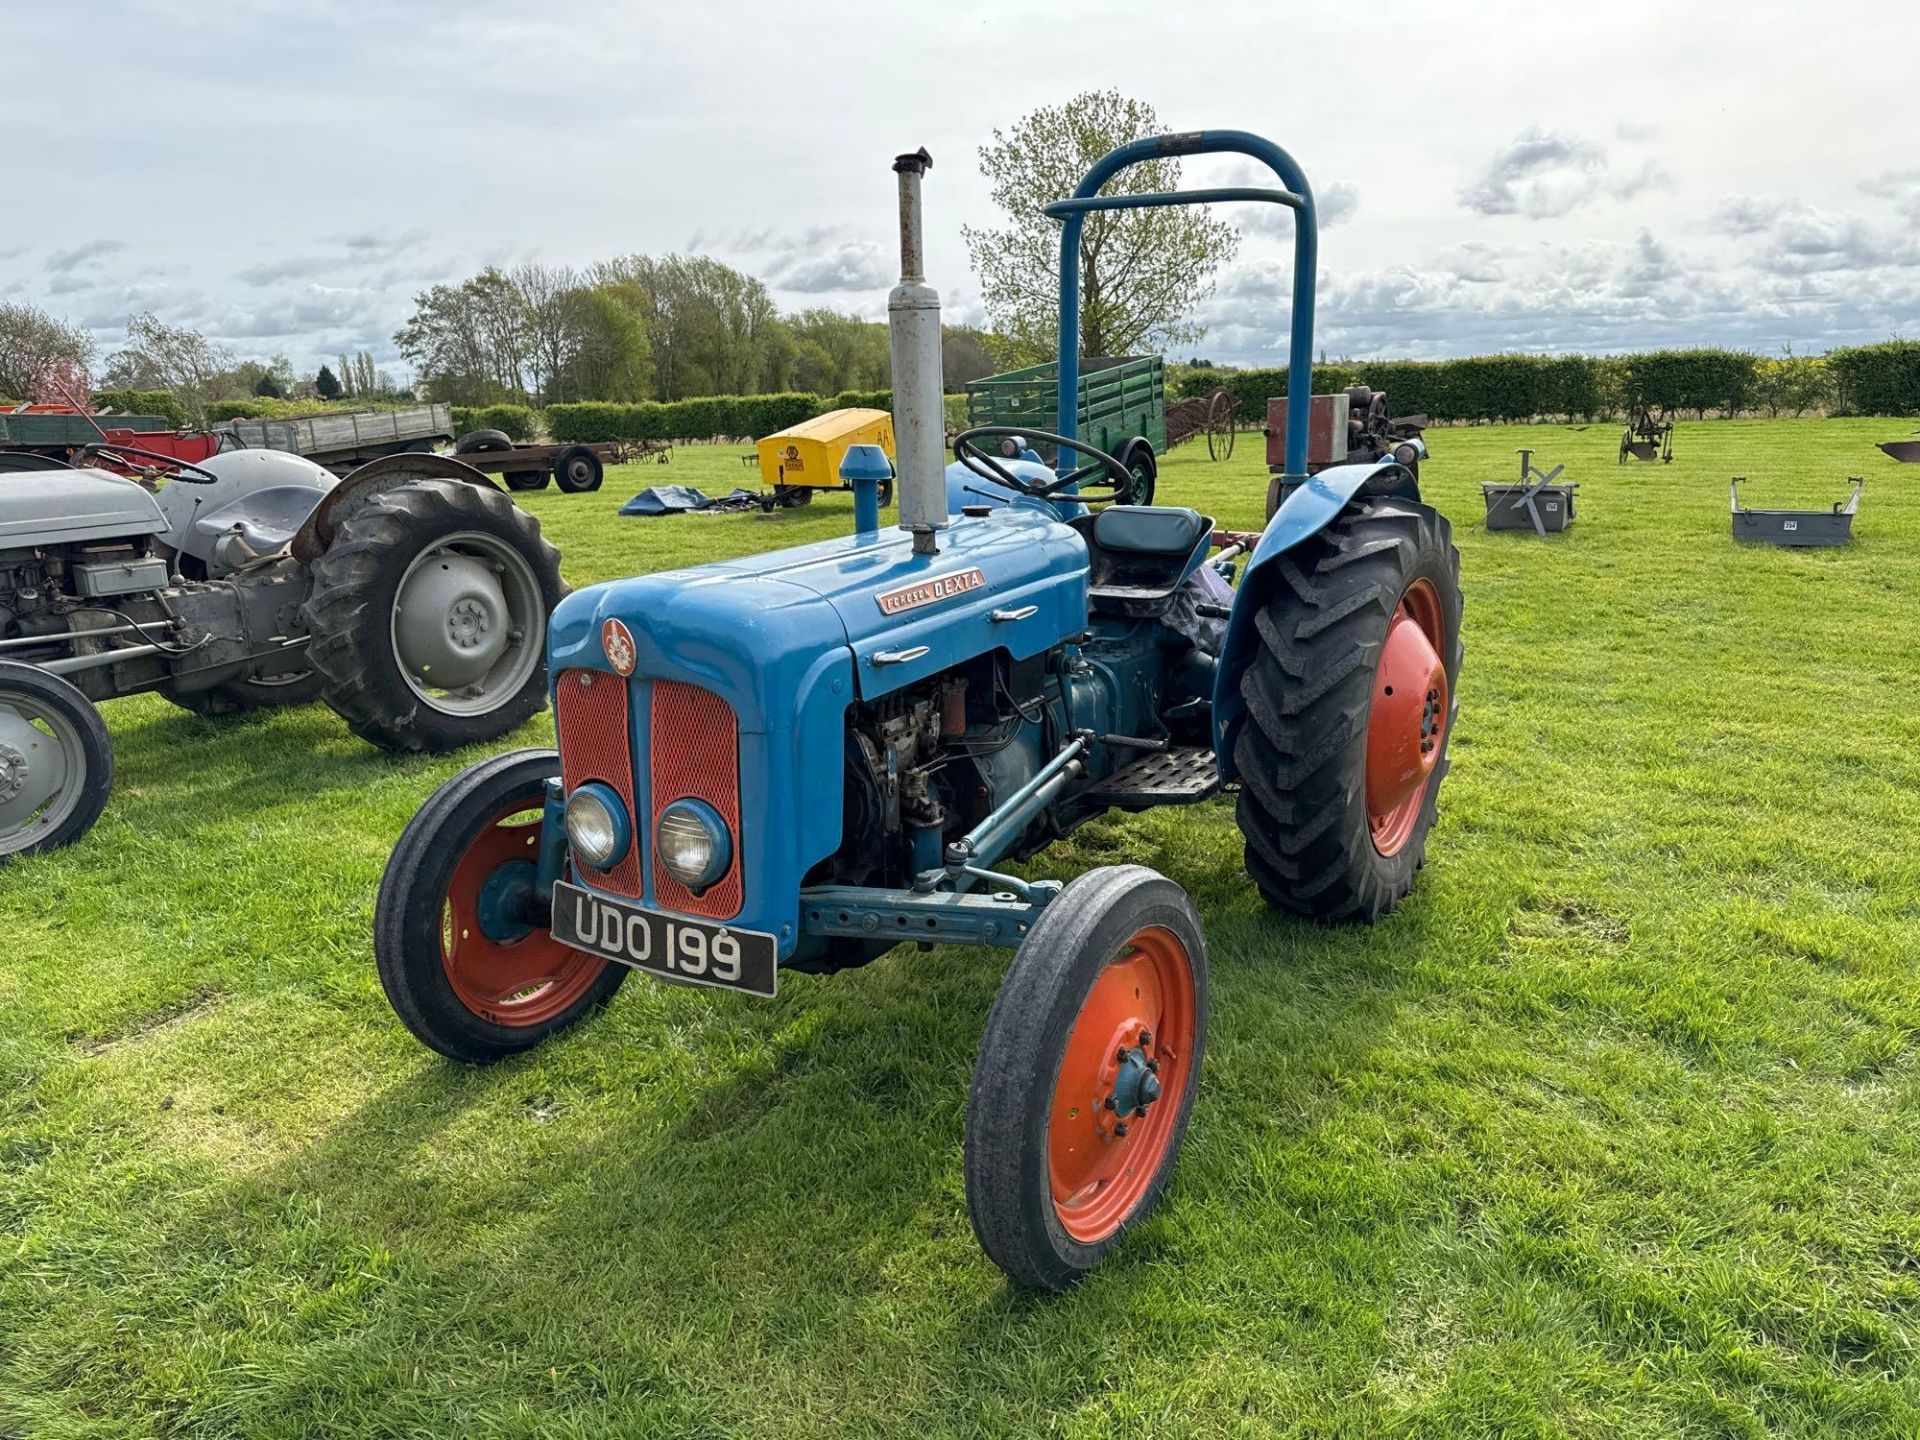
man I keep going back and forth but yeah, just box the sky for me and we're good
[4,0,1918,378]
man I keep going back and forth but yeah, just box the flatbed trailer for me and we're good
[215,404,455,474]
[450,436,671,493]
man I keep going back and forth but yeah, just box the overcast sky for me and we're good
[5,0,1917,377]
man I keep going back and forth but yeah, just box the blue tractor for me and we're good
[374,133,1463,1291]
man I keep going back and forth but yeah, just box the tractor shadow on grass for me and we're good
[158,807,1437,1424]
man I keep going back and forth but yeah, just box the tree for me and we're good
[0,301,93,400]
[961,90,1238,366]
[394,267,532,404]
[99,313,234,421]
[590,255,783,399]
[252,370,284,398]
[941,327,996,391]
[315,364,343,400]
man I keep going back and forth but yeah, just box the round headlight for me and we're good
[656,799,732,891]
[564,784,629,870]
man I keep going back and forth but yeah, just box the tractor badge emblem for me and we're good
[602,618,636,676]
[875,567,987,616]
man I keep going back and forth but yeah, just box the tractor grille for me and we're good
[650,681,743,919]
[555,668,643,898]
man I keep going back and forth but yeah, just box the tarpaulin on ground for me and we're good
[618,485,761,516]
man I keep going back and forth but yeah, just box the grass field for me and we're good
[5,418,1920,1437]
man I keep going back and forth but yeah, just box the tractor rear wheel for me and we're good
[0,661,114,862]
[304,478,565,753]
[1232,498,1462,922]
[376,749,625,1061]
[964,865,1208,1290]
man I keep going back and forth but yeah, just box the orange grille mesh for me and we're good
[650,681,743,918]
[555,669,643,898]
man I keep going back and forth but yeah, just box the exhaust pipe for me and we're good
[888,147,947,552]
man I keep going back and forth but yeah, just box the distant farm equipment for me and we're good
[1619,401,1674,463]
[1263,384,1427,518]
[216,404,456,474]
[452,431,669,494]
[1730,476,1861,546]
[1165,388,1238,461]
[967,354,1164,504]
[1482,448,1576,535]
[1878,434,1920,464]
[754,408,896,508]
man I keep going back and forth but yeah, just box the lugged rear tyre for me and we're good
[1231,498,1462,922]
[304,479,565,753]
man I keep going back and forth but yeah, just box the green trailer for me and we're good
[0,409,172,448]
[965,355,1166,502]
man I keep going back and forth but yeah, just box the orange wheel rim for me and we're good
[1047,926,1197,1244]
[441,798,607,1026]
[1366,577,1448,858]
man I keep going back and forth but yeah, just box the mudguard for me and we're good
[1211,460,1416,776]
[289,453,500,565]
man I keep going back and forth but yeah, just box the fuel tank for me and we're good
[549,504,1089,716]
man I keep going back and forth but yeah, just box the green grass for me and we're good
[6,421,1920,1437]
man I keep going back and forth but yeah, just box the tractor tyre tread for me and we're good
[1230,498,1462,923]
[303,478,565,754]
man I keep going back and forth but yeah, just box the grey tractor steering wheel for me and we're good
[953,426,1133,502]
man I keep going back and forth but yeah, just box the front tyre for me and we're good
[964,866,1209,1291]
[304,478,566,753]
[0,661,114,862]
[1232,498,1463,922]
[375,749,626,1062]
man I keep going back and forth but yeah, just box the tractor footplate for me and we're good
[1084,746,1221,808]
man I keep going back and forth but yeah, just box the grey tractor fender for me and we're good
[151,449,338,578]
[1210,459,1419,779]
[288,453,503,566]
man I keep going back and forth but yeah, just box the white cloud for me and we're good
[46,239,127,274]
[1460,129,1668,219]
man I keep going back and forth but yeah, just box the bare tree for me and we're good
[98,313,234,421]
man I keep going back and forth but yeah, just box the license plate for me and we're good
[552,881,778,997]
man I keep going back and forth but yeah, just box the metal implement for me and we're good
[1483,448,1576,535]
[1877,435,1920,465]
[1730,476,1862,546]
[1619,401,1673,463]
[1165,389,1238,461]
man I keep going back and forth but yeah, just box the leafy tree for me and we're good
[941,327,996,391]
[252,370,283,398]
[560,281,653,402]
[962,90,1237,366]
[0,300,93,400]
[99,313,233,422]
[315,364,343,401]
[395,267,533,405]
[590,255,783,399]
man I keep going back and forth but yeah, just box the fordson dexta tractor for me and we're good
[375,133,1464,1291]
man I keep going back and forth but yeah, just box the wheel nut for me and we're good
[1113,1121,1129,1137]
[1139,1029,1152,1046]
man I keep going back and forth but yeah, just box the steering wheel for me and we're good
[953,425,1134,503]
[78,442,221,485]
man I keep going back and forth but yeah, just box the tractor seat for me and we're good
[1074,505,1213,617]
[1092,505,1209,556]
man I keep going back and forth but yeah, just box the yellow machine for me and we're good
[755,408,896,505]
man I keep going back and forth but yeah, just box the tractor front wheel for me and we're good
[1232,498,1462,922]
[964,865,1209,1290]
[0,661,114,862]
[375,749,626,1062]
